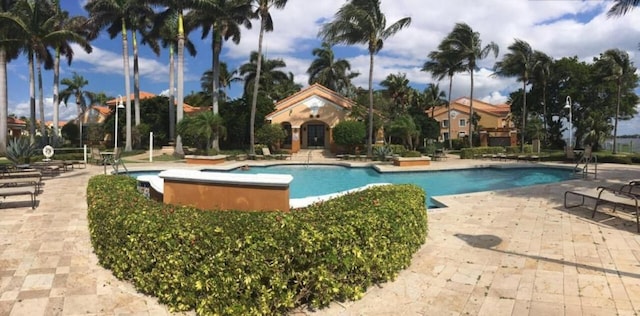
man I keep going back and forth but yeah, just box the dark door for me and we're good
[307,124,325,148]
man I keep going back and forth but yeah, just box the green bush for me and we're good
[87,176,428,315]
[388,144,407,156]
[256,124,286,151]
[402,150,422,158]
[459,146,505,159]
[596,154,633,164]
[332,121,366,149]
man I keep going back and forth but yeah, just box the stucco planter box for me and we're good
[393,156,431,167]
[185,155,227,165]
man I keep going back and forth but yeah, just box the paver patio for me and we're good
[1,157,639,315]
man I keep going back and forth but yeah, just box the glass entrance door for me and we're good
[307,124,325,148]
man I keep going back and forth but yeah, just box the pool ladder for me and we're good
[305,150,312,167]
[574,154,597,179]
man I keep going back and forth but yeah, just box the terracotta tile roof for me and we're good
[8,117,26,125]
[105,91,207,114]
[452,97,510,116]
[267,83,355,118]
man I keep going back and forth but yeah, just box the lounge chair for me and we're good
[0,186,37,209]
[564,186,639,232]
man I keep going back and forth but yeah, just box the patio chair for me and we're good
[91,148,104,165]
[564,186,640,232]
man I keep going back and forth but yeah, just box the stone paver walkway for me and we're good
[1,159,639,315]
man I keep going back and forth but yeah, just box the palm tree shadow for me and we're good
[454,233,640,279]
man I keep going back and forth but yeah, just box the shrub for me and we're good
[6,137,38,164]
[372,145,393,160]
[333,121,366,150]
[256,124,286,151]
[402,150,422,158]
[388,144,407,157]
[87,176,428,315]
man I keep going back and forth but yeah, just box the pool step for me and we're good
[292,149,330,161]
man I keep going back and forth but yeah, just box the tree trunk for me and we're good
[132,31,141,126]
[612,79,621,154]
[211,31,222,151]
[37,57,46,144]
[52,48,60,144]
[366,52,374,157]
[28,50,36,144]
[121,20,132,151]
[168,44,175,142]
[447,74,453,149]
[521,80,527,152]
[249,17,267,156]
[469,69,474,148]
[174,11,185,156]
[0,48,8,154]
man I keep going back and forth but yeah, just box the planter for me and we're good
[184,155,227,165]
[393,156,431,167]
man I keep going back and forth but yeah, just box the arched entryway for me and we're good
[302,121,327,149]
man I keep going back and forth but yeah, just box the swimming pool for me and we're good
[213,165,574,207]
[130,165,575,207]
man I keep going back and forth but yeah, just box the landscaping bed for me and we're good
[87,175,428,315]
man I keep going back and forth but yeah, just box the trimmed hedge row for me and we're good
[87,176,428,315]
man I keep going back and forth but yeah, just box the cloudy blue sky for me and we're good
[5,0,640,135]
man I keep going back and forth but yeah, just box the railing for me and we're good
[574,154,597,179]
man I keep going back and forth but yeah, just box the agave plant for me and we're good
[373,145,394,161]
[6,138,38,165]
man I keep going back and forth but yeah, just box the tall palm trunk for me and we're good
[0,48,8,154]
[121,19,132,151]
[132,31,141,126]
[521,80,527,152]
[366,52,374,156]
[52,47,60,144]
[469,69,474,148]
[211,32,222,151]
[249,17,267,156]
[447,74,453,149]
[28,50,36,144]
[612,79,621,154]
[542,82,547,143]
[174,11,185,156]
[168,44,175,142]
[37,57,46,143]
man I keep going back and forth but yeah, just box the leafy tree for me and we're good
[607,0,639,17]
[332,120,366,152]
[255,124,286,151]
[319,0,411,157]
[387,115,420,150]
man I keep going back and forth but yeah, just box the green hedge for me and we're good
[87,176,428,315]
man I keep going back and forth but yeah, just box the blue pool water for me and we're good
[130,165,575,207]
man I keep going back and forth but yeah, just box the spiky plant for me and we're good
[6,138,38,165]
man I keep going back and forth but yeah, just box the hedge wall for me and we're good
[87,175,428,315]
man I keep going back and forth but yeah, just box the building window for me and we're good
[459,119,466,127]
[441,120,449,128]
[443,132,449,140]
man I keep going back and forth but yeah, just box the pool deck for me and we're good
[2,153,640,315]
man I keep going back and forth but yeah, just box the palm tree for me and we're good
[129,4,155,127]
[422,49,465,148]
[177,111,226,155]
[147,0,204,156]
[0,0,20,154]
[423,83,447,118]
[307,41,358,95]
[319,0,411,156]
[187,0,252,151]
[239,51,290,102]
[531,51,552,141]
[441,23,498,147]
[494,39,535,151]
[144,7,197,144]
[51,3,94,144]
[60,72,92,145]
[607,0,639,16]
[380,72,412,119]
[600,49,634,154]
[201,62,241,100]
[248,0,288,156]
[85,0,135,151]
